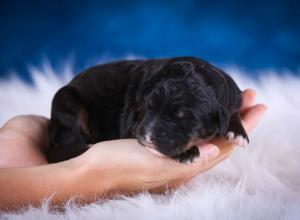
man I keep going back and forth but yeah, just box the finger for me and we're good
[240,89,256,112]
[241,104,268,133]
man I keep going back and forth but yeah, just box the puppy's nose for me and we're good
[145,132,155,143]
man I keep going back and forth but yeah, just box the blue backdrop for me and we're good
[0,0,299,80]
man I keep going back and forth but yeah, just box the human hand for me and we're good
[0,89,266,208]
[74,89,267,195]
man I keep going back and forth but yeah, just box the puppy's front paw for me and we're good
[226,131,249,147]
[172,146,200,164]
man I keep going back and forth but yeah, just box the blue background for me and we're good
[0,0,299,80]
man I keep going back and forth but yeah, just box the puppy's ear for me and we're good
[218,105,230,135]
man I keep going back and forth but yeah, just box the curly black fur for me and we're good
[47,56,248,163]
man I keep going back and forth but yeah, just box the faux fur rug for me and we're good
[1,63,300,220]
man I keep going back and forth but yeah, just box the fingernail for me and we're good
[202,144,220,160]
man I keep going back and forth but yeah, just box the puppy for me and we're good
[47,56,249,163]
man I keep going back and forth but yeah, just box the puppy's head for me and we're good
[136,61,229,157]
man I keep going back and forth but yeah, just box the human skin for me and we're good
[0,89,267,210]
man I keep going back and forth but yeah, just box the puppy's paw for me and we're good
[226,131,249,147]
[172,146,200,164]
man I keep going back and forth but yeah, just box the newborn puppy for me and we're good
[47,56,249,163]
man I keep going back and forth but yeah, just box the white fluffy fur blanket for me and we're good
[0,63,300,220]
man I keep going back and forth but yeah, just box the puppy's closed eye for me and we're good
[173,109,195,120]
[174,110,185,119]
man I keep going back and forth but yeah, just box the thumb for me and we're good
[198,144,220,162]
[185,144,220,175]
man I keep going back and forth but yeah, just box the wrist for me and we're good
[68,150,118,200]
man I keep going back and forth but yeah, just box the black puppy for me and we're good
[47,56,248,163]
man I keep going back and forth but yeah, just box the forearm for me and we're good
[0,159,110,211]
